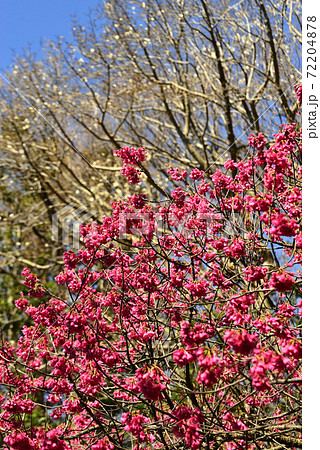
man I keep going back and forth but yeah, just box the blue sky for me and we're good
[0,0,99,71]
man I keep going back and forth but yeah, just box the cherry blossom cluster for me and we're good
[114,146,147,184]
[0,90,302,449]
[114,146,146,166]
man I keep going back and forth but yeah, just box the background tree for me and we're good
[0,0,301,337]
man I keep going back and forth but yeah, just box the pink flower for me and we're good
[171,187,188,207]
[223,412,248,431]
[197,181,210,194]
[173,348,196,366]
[41,429,68,450]
[128,194,147,209]
[224,330,258,355]
[171,406,204,450]
[185,279,209,298]
[196,350,224,387]
[248,132,267,150]
[180,321,213,348]
[224,159,236,171]
[167,167,188,180]
[55,269,75,285]
[3,397,35,414]
[189,168,204,180]
[267,213,299,238]
[4,432,34,450]
[294,84,302,104]
[228,237,246,258]
[246,194,273,212]
[269,271,295,292]
[120,164,142,184]
[15,293,30,309]
[121,412,153,443]
[114,146,146,165]
[21,268,45,298]
[136,366,167,401]
[243,265,268,282]
[62,250,79,269]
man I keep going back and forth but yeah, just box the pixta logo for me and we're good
[52,204,96,250]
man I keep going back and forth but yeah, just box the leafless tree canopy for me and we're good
[0,0,301,336]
